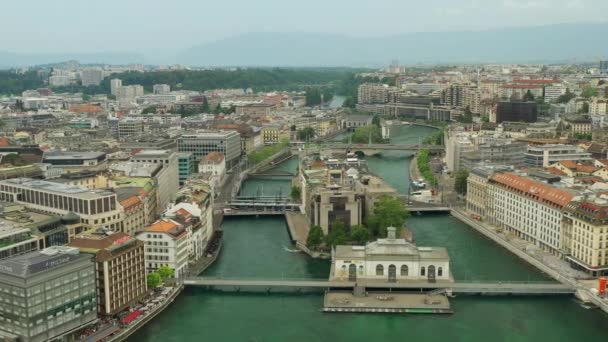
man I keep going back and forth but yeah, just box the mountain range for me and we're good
[1,23,608,68]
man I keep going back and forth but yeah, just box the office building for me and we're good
[0,246,97,342]
[495,101,538,123]
[177,152,196,186]
[0,178,122,231]
[68,232,147,316]
[311,188,363,235]
[177,131,242,167]
[600,60,608,73]
[42,151,108,174]
[117,118,146,140]
[525,144,593,167]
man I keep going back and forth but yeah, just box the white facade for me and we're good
[137,219,190,278]
[131,150,179,214]
[332,228,450,282]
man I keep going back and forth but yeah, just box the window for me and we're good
[400,265,409,276]
[376,264,384,276]
[420,267,426,276]
[438,267,443,277]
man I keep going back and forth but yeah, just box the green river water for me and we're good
[130,126,607,342]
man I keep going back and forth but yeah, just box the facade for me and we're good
[110,79,122,95]
[118,118,146,140]
[153,84,171,95]
[311,188,363,234]
[495,101,538,123]
[564,198,608,275]
[332,228,450,282]
[0,246,97,342]
[525,144,593,167]
[0,178,122,231]
[261,124,284,145]
[137,219,189,278]
[460,141,527,170]
[81,68,104,86]
[341,115,373,130]
[177,131,242,167]
[235,103,275,117]
[118,194,146,235]
[488,172,575,256]
[42,151,108,174]
[68,232,147,316]
[358,84,389,104]
[177,152,196,186]
[130,150,179,213]
[440,84,480,113]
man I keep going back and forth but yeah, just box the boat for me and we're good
[283,246,302,253]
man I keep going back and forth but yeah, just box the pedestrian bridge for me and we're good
[183,277,575,295]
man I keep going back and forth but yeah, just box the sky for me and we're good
[2,0,608,53]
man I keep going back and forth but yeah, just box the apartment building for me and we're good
[177,131,242,167]
[0,246,97,342]
[69,232,147,316]
[137,219,189,278]
[358,84,390,104]
[117,118,146,140]
[441,84,480,113]
[0,178,122,231]
[153,84,171,95]
[81,68,104,86]
[488,172,575,256]
[564,198,608,276]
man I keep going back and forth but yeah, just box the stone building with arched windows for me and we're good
[331,227,451,283]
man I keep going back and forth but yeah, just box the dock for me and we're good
[323,291,452,314]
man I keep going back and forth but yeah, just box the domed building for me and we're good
[331,227,451,283]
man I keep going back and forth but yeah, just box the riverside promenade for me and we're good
[451,208,608,314]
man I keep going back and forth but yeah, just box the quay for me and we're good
[182,277,574,295]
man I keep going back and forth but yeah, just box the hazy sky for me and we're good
[3,0,608,53]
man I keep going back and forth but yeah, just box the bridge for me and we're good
[223,198,301,214]
[248,171,296,177]
[320,143,443,153]
[183,277,575,295]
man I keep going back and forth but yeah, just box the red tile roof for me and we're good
[491,172,574,207]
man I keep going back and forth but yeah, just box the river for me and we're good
[129,125,607,342]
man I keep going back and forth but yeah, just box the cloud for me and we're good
[502,0,551,9]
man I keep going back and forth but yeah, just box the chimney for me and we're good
[387,227,396,240]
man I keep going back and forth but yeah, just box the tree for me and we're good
[157,266,175,280]
[213,103,222,114]
[581,86,598,99]
[290,125,297,132]
[455,169,469,195]
[458,108,473,123]
[557,88,575,104]
[297,127,315,141]
[290,186,301,201]
[147,272,161,288]
[371,114,381,128]
[201,97,210,112]
[142,106,156,114]
[579,102,590,114]
[325,220,348,247]
[349,125,383,144]
[350,225,370,244]
[82,94,91,101]
[366,195,410,237]
[522,90,535,102]
[342,96,356,108]
[307,225,324,250]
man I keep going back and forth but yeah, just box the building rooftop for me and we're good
[0,246,89,278]
[1,178,115,199]
[490,172,575,207]
[143,219,187,239]
[69,232,135,254]
[42,151,106,160]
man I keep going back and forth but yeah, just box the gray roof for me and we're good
[335,239,449,261]
[0,247,91,278]
[43,151,106,160]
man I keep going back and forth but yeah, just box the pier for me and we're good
[183,277,575,295]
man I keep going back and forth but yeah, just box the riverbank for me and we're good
[451,208,608,314]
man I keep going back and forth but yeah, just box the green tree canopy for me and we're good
[342,96,356,108]
[349,125,383,144]
[522,90,535,102]
[297,127,315,141]
[307,225,324,250]
[142,106,156,114]
[157,266,175,280]
[581,86,599,98]
[455,169,469,195]
[325,220,348,247]
[147,272,161,288]
[366,195,410,237]
[350,225,370,244]
[371,114,381,128]
[557,88,576,104]
[202,97,210,112]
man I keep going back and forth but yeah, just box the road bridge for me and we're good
[249,171,295,177]
[183,278,574,295]
[320,143,443,154]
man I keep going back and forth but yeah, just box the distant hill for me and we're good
[0,51,146,69]
[178,23,608,67]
